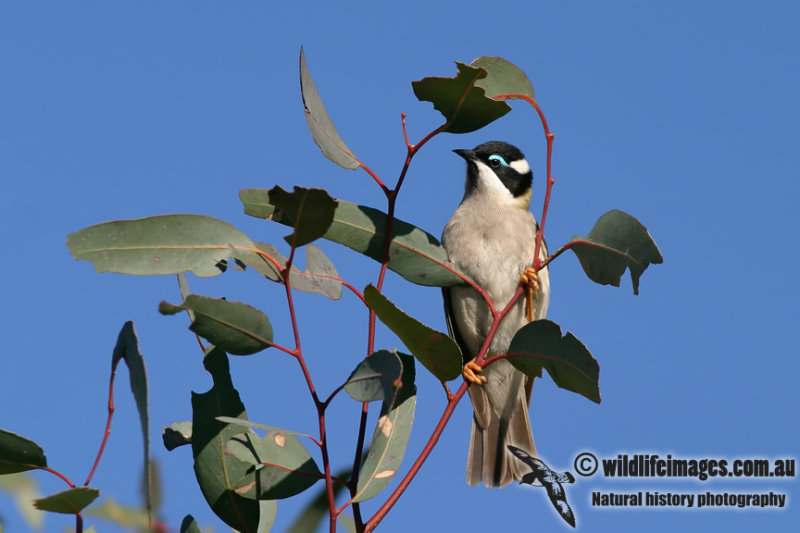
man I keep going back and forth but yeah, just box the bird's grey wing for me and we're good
[442,287,470,364]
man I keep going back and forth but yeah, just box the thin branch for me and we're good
[84,358,118,486]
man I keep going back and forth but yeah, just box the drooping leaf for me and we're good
[470,56,535,102]
[286,467,351,533]
[299,47,360,170]
[364,285,462,381]
[230,241,284,282]
[267,186,338,248]
[163,421,193,451]
[343,350,404,404]
[412,62,510,133]
[567,210,662,295]
[191,347,259,532]
[353,353,416,502]
[507,320,600,404]
[67,214,256,278]
[225,430,321,500]
[33,487,99,514]
[159,294,273,355]
[241,189,465,287]
[0,429,46,475]
[110,321,151,518]
[0,473,42,529]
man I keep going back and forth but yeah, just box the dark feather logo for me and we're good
[507,445,576,527]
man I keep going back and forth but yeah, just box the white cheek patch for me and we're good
[509,159,530,175]
[474,160,514,200]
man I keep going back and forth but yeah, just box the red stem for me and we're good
[84,358,118,486]
[41,466,76,488]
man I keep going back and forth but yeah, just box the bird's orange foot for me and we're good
[463,359,488,385]
[520,267,539,322]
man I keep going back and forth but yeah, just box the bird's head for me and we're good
[453,141,533,210]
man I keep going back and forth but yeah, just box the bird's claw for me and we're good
[520,267,539,322]
[463,359,488,385]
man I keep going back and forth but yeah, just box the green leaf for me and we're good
[241,189,465,287]
[286,467,351,533]
[364,285,462,381]
[67,214,256,278]
[85,497,151,530]
[267,186,338,248]
[180,515,202,533]
[343,350,404,403]
[159,294,273,355]
[299,47,360,170]
[230,241,284,282]
[354,354,416,503]
[507,320,600,404]
[258,500,278,533]
[225,430,321,500]
[470,56,535,101]
[110,321,151,519]
[412,62,510,133]
[215,418,312,440]
[567,210,663,295]
[191,347,260,532]
[163,421,193,451]
[33,487,99,514]
[0,473,42,529]
[0,429,46,475]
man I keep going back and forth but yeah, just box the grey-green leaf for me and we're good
[240,189,466,287]
[0,473,42,529]
[111,321,151,518]
[159,294,273,355]
[507,320,600,404]
[567,210,663,294]
[300,47,360,169]
[163,421,192,451]
[412,62,510,133]
[225,431,321,500]
[354,357,416,503]
[67,214,256,278]
[33,487,99,514]
[470,56,535,102]
[0,429,47,475]
[343,350,404,404]
[191,347,259,531]
[180,515,202,533]
[364,285,462,381]
[267,186,338,248]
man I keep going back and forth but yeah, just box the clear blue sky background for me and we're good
[1,2,798,532]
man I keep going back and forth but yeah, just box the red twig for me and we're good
[40,466,76,488]
[84,358,118,486]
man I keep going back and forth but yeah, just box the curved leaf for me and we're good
[225,430,321,500]
[364,285,461,381]
[33,487,99,514]
[241,189,465,287]
[354,364,416,503]
[343,350,404,403]
[67,214,256,278]
[567,210,663,294]
[300,47,360,169]
[159,294,273,355]
[267,186,337,248]
[111,321,151,518]
[0,429,46,475]
[191,347,259,532]
[507,320,600,404]
[180,515,202,533]
[412,62,510,133]
[470,56,535,101]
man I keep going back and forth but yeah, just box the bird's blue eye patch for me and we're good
[488,154,509,167]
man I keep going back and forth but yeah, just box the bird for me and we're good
[442,140,550,488]
[507,445,576,527]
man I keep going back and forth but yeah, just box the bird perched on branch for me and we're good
[442,141,550,487]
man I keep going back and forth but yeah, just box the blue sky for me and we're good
[1,2,798,532]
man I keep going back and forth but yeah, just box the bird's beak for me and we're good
[453,148,476,161]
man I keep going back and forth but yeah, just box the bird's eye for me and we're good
[488,154,508,168]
